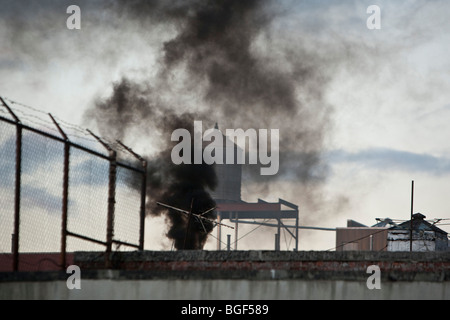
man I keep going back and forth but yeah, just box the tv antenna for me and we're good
[156,201,234,234]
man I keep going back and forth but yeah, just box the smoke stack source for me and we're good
[145,115,218,250]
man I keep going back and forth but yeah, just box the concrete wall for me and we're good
[1,251,450,300]
[1,277,450,300]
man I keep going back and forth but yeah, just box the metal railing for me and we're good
[0,97,147,271]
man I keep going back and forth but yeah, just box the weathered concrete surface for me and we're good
[1,278,450,300]
[1,251,449,299]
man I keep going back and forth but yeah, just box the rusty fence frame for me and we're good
[0,97,147,271]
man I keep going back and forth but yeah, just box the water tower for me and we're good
[206,123,242,203]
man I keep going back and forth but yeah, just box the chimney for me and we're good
[412,213,426,220]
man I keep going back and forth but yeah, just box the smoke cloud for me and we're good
[85,78,217,249]
[84,0,336,248]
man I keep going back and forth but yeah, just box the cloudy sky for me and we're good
[1,0,450,251]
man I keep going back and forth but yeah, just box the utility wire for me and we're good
[326,227,389,252]
[231,219,271,246]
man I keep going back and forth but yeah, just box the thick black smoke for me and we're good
[85,0,333,248]
[146,115,218,250]
[85,79,217,249]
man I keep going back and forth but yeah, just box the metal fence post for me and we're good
[0,98,146,270]
[49,114,70,270]
[139,160,147,251]
[1,97,22,271]
[13,124,22,271]
[106,149,117,265]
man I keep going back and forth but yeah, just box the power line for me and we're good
[231,219,271,246]
[326,227,389,252]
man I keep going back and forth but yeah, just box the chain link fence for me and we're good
[0,97,147,271]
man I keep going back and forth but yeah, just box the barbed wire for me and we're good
[0,96,141,159]
[3,97,49,116]
[0,96,147,272]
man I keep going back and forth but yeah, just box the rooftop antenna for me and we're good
[183,198,195,250]
[156,201,234,249]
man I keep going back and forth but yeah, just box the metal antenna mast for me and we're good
[157,201,234,250]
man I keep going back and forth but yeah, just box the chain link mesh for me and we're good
[19,131,64,254]
[114,165,143,250]
[0,99,146,271]
[0,121,16,256]
[67,147,109,249]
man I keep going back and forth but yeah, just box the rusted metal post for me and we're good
[88,130,116,268]
[106,149,117,264]
[295,213,299,252]
[217,212,222,250]
[183,198,195,250]
[234,212,238,250]
[13,125,22,271]
[1,97,22,271]
[49,114,70,270]
[139,161,147,250]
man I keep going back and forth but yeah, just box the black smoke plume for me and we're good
[85,79,217,249]
[85,0,333,248]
